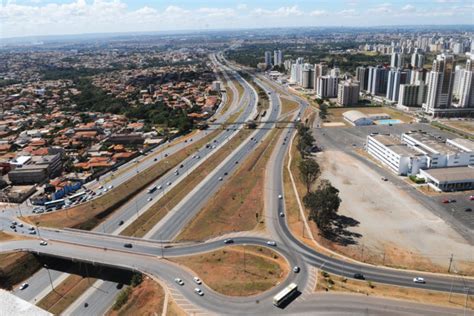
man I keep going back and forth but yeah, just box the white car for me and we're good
[29,230,36,235]
[108,185,113,189]
[40,240,48,246]
[174,278,184,286]
[218,177,223,181]
[413,277,425,284]
[147,197,153,202]
[194,288,204,296]
[279,212,285,217]
[193,277,202,285]
[167,182,172,186]
[266,241,277,246]
[278,194,283,199]
[19,283,28,290]
[157,185,162,190]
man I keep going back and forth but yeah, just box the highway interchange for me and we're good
[1,53,473,315]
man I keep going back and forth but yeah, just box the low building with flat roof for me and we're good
[366,134,428,175]
[343,110,373,126]
[419,166,474,191]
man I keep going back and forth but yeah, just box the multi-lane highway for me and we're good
[1,53,473,315]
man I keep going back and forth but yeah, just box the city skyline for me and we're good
[1,0,474,39]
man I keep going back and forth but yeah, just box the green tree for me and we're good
[319,103,328,120]
[298,159,320,192]
[303,180,341,233]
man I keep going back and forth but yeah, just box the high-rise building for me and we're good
[330,67,340,78]
[368,66,389,95]
[411,49,425,68]
[313,62,328,92]
[273,50,283,66]
[386,69,409,102]
[316,76,339,98]
[264,51,272,67]
[302,67,314,89]
[410,68,426,85]
[458,57,474,108]
[398,83,427,108]
[452,65,464,99]
[337,80,360,106]
[356,66,369,91]
[423,54,456,114]
[390,52,404,68]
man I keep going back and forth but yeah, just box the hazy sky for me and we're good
[1,0,473,38]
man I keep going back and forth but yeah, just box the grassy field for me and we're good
[326,106,413,125]
[37,275,96,314]
[106,277,164,316]
[120,128,253,238]
[280,97,299,115]
[170,246,288,296]
[25,129,220,229]
[176,128,282,241]
[316,271,473,311]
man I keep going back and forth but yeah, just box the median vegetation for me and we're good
[170,246,288,296]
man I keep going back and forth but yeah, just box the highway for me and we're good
[1,53,473,315]
[3,52,256,309]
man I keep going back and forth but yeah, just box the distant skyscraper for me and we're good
[330,67,340,78]
[273,50,283,66]
[367,66,389,95]
[264,51,272,67]
[337,80,360,106]
[411,49,425,69]
[390,52,404,68]
[356,66,369,91]
[458,57,474,108]
[423,54,456,114]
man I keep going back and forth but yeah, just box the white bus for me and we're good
[69,191,86,201]
[273,283,297,307]
[44,199,65,210]
[147,185,157,194]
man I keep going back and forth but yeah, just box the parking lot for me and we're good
[314,122,474,242]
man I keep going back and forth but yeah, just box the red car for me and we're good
[442,199,450,204]
[469,196,474,201]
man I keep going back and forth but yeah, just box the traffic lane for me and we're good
[69,280,122,316]
[2,240,301,314]
[285,293,468,316]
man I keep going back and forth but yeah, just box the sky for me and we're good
[1,0,473,39]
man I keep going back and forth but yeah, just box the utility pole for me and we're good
[448,254,454,273]
[44,264,54,292]
[448,277,454,302]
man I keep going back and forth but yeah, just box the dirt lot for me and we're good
[107,277,164,316]
[170,246,288,296]
[318,150,474,274]
[439,119,474,136]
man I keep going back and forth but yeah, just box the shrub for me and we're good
[113,286,132,310]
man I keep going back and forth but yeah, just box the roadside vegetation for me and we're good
[316,271,473,311]
[170,246,288,296]
[0,252,41,290]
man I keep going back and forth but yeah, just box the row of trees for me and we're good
[296,123,341,235]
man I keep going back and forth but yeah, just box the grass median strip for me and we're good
[170,245,288,296]
[176,128,282,241]
[281,97,299,115]
[37,275,96,314]
[24,129,220,230]
[120,128,253,238]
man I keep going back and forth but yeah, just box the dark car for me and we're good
[224,239,234,244]
[466,208,473,212]
[119,220,124,226]
[353,273,365,280]
[124,243,133,248]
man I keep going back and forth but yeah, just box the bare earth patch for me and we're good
[107,277,164,316]
[316,272,473,311]
[170,246,288,296]
[318,149,474,274]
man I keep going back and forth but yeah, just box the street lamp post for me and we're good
[44,264,54,292]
